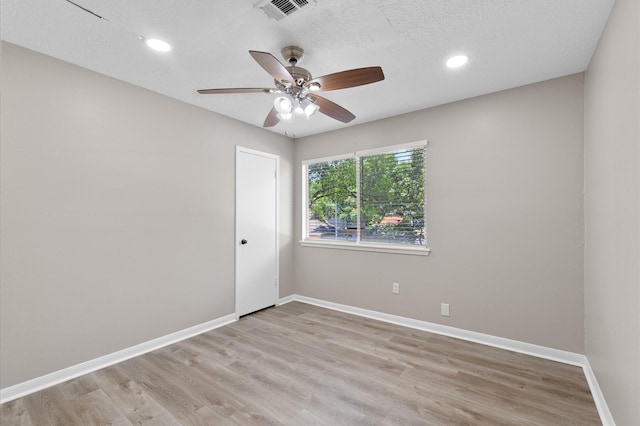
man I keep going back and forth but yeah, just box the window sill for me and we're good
[299,240,430,256]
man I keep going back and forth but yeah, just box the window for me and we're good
[302,141,428,255]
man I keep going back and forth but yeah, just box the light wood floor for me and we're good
[1,301,600,425]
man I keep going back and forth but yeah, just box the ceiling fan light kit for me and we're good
[197,45,384,129]
[273,96,293,114]
[302,100,320,118]
[273,95,319,123]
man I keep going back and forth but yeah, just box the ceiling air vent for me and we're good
[257,0,314,21]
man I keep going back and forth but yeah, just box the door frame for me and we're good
[235,146,279,319]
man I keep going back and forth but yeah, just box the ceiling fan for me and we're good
[197,46,385,128]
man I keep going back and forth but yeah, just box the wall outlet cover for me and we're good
[441,303,450,316]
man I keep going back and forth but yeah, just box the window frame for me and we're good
[301,140,430,256]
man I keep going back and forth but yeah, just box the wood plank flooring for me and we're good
[1,301,601,425]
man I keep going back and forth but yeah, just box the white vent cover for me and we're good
[256,0,315,21]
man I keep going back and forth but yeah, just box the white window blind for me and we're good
[359,146,426,246]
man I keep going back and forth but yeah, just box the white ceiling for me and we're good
[1,0,614,138]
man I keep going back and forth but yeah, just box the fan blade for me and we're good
[263,107,280,128]
[305,67,384,92]
[249,50,295,85]
[197,88,272,94]
[307,94,356,123]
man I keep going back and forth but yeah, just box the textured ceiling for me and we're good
[1,0,614,138]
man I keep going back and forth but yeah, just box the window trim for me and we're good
[301,140,429,256]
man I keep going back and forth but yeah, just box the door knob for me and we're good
[241,239,248,245]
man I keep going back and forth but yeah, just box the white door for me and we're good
[235,146,279,317]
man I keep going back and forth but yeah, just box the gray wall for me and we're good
[294,74,586,353]
[0,42,294,388]
[584,0,640,423]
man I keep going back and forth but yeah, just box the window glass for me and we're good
[306,158,356,241]
[304,142,427,250]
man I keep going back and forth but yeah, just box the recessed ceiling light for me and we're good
[446,55,468,68]
[145,38,172,52]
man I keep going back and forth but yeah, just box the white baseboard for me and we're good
[0,313,236,404]
[277,294,296,305]
[281,294,615,426]
[582,359,616,425]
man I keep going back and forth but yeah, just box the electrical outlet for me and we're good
[392,282,400,294]
[441,303,450,317]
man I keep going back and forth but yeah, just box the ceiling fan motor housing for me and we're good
[286,66,312,85]
[279,46,310,86]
